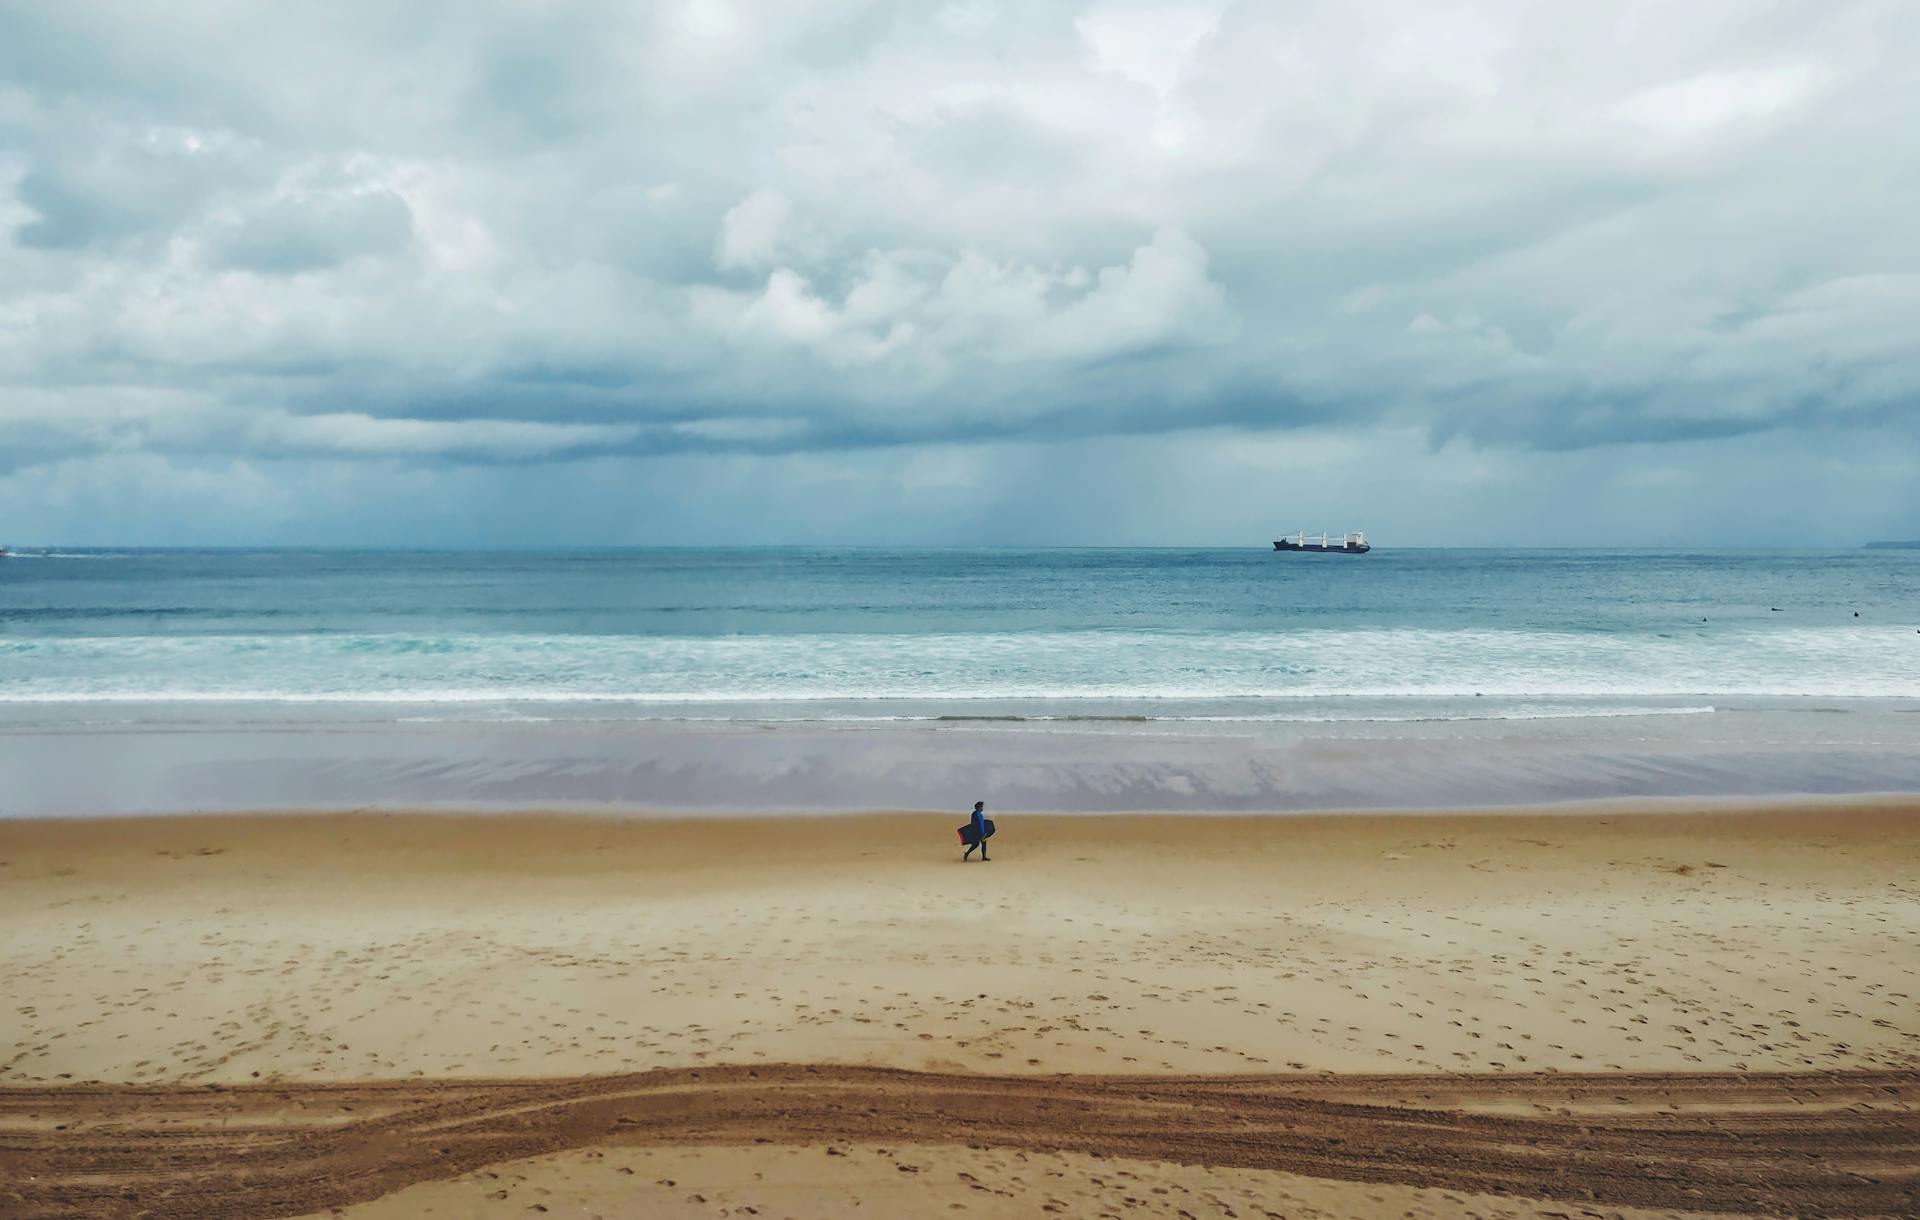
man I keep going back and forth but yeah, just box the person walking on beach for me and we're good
[963,800,991,862]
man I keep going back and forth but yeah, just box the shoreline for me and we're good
[7,789,1920,822]
[8,701,1920,816]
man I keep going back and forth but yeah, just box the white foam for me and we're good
[2,627,1917,704]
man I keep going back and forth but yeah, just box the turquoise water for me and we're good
[3,547,1915,723]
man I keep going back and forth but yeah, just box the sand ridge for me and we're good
[328,1141,1734,1220]
[3,1067,1916,1218]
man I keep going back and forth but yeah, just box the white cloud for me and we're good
[714,187,791,270]
[737,267,837,343]
[1039,225,1231,357]
[1075,3,1222,100]
[937,2,998,37]
[697,226,1231,371]
[255,412,643,459]
[1614,66,1819,138]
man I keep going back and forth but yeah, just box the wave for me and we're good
[0,698,1725,728]
[0,551,130,559]
[666,705,1722,725]
[614,706,1726,723]
[0,684,1895,704]
[2,628,1916,703]
[1162,705,1721,723]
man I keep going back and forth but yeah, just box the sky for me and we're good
[1,0,1916,547]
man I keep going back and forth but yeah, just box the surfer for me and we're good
[963,801,991,862]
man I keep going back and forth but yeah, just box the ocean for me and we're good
[5,546,1918,715]
[3,547,1918,814]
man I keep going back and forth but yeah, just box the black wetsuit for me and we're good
[964,808,989,860]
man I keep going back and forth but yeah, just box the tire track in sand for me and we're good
[2,1067,1915,1218]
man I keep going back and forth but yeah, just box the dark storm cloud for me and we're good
[1,0,1916,542]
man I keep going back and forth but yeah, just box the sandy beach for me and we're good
[4,804,1918,1217]
[8,0,1919,1208]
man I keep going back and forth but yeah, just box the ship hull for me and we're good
[1273,541,1370,553]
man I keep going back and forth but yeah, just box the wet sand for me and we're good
[9,702,1920,817]
[3,805,1917,1216]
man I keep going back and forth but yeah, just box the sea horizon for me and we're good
[6,541,1915,552]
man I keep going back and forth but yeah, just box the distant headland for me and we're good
[1863,541,1920,550]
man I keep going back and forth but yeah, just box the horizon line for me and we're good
[7,542,1915,553]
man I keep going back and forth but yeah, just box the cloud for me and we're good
[204,185,414,274]
[695,225,1231,376]
[1613,65,1819,139]
[1075,2,1222,100]
[254,411,641,460]
[0,0,1915,542]
[11,122,267,250]
[714,187,791,270]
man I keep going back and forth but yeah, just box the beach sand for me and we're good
[4,804,1917,1217]
[326,1141,1735,1220]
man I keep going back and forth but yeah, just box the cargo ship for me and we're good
[1273,530,1370,554]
